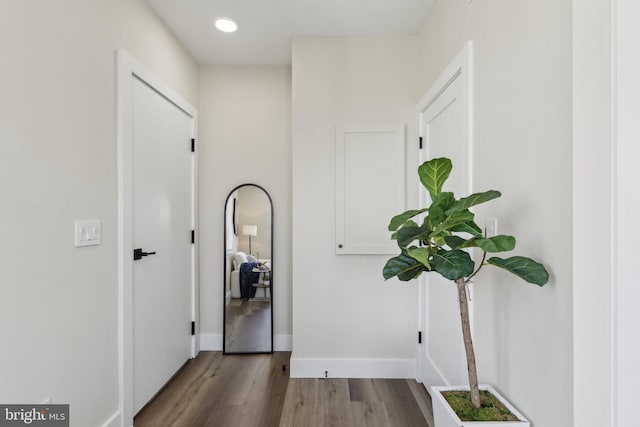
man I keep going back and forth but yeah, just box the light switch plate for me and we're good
[75,220,101,247]
[486,217,498,237]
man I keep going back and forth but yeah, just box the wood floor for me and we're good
[135,351,434,427]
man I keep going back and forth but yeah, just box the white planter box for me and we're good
[431,385,530,427]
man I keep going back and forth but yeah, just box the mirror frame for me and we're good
[223,183,274,354]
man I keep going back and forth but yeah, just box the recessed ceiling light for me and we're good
[214,18,237,33]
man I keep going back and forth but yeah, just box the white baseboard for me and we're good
[274,334,292,351]
[290,356,416,379]
[101,411,121,427]
[199,334,223,351]
[199,334,292,352]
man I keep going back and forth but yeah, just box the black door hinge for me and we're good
[191,138,195,152]
[418,331,422,344]
[191,321,195,336]
[419,136,423,149]
[191,230,195,244]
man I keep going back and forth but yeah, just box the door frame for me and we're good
[415,41,473,387]
[116,49,198,426]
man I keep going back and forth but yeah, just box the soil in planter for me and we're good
[441,390,520,422]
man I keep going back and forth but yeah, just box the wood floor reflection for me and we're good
[134,351,434,427]
[225,299,272,353]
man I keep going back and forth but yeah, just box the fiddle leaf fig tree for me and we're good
[383,157,549,409]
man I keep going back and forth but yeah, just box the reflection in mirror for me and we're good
[223,184,273,353]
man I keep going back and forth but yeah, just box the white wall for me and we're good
[290,36,421,377]
[573,2,640,425]
[418,1,573,426]
[614,1,640,424]
[0,1,198,426]
[573,0,613,425]
[198,65,292,347]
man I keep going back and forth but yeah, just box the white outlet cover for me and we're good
[75,220,101,247]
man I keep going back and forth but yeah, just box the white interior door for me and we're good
[417,42,473,389]
[131,75,193,413]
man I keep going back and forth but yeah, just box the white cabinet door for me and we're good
[335,124,405,255]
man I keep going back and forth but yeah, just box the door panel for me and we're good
[417,43,472,388]
[132,76,192,413]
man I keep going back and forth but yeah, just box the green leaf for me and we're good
[431,191,456,211]
[446,190,502,214]
[420,216,433,233]
[395,225,428,248]
[431,250,475,281]
[428,192,456,226]
[433,210,475,235]
[388,208,429,231]
[450,220,483,237]
[418,158,452,200]
[424,214,436,232]
[383,253,428,281]
[433,236,446,247]
[442,235,515,252]
[475,235,516,253]
[487,256,549,286]
[391,220,418,240]
[397,265,428,281]
[406,247,432,268]
[444,235,469,249]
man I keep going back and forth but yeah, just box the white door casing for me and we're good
[416,42,473,389]
[117,50,198,425]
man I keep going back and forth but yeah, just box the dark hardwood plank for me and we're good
[278,378,321,427]
[350,398,391,427]
[320,379,357,427]
[283,378,357,427]
[348,378,387,403]
[374,379,428,427]
[348,379,391,427]
[407,379,434,427]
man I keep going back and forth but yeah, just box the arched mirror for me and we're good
[223,184,273,354]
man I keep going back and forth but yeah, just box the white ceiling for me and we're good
[147,0,435,65]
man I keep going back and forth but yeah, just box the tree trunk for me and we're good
[457,278,480,408]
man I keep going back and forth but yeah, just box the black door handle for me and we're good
[133,248,157,261]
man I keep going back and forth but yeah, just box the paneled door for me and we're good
[416,42,473,389]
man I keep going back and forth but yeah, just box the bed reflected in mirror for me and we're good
[223,184,273,354]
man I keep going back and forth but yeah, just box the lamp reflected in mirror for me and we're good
[223,184,273,354]
[242,224,257,255]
